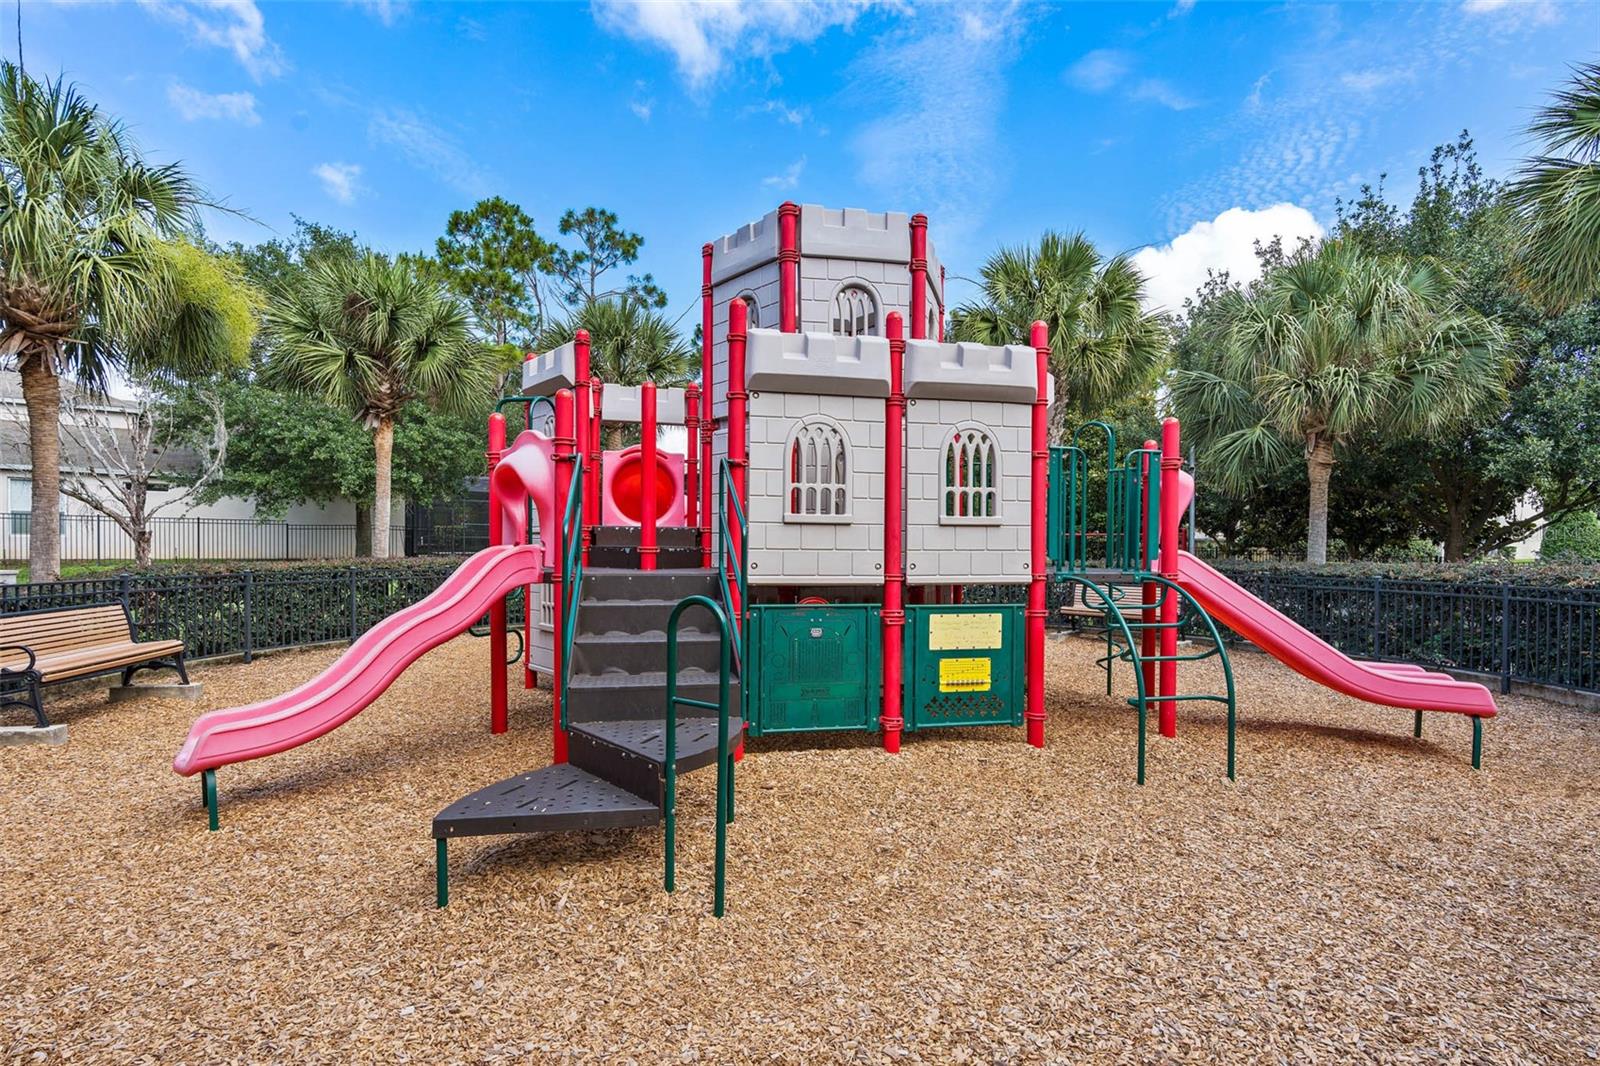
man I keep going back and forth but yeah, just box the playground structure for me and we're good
[173,202,1498,912]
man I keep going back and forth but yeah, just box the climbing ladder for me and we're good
[432,465,745,911]
[1049,422,1238,784]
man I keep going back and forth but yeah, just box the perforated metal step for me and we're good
[432,763,660,839]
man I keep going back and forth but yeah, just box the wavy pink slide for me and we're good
[1176,550,1496,718]
[172,543,545,776]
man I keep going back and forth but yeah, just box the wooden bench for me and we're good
[0,603,188,727]
[1059,583,1156,623]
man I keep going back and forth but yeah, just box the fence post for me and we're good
[243,570,254,664]
[349,568,359,642]
[1500,584,1512,695]
[284,522,290,561]
[1372,576,1382,659]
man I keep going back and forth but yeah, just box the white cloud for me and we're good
[367,108,489,196]
[748,98,811,126]
[351,0,408,25]
[761,156,806,191]
[167,83,259,125]
[1244,72,1270,112]
[850,10,1025,261]
[1067,48,1130,92]
[1340,68,1412,92]
[629,99,653,121]
[1131,78,1198,110]
[1168,0,1197,16]
[141,0,285,81]
[313,162,362,205]
[592,0,881,88]
[1132,204,1325,314]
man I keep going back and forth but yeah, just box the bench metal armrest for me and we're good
[0,643,38,675]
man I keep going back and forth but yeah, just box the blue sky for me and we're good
[22,0,1598,322]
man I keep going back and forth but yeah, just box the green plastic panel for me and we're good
[906,604,1024,730]
[746,604,881,736]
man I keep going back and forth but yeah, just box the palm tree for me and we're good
[1170,240,1507,563]
[0,63,243,580]
[532,297,696,446]
[948,231,1168,437]
[1508,63,1600,312]
[266,253,497,558]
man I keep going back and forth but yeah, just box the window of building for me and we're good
[7,477,28,534]
[831,284,878,338]
[738,293,759,329]
[785,418,850,522]
[942,425,1000,524]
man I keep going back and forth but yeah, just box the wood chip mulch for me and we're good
[1,633,1596,1063]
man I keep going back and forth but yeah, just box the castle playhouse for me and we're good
[175,202,1498,913]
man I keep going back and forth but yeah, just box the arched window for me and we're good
[785,417,850,522]
[738,293,759,328]
[831,283,878,337]
[942,425,1000,524]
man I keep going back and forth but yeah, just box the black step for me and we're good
[590,545,704,569]
[577,598,729,639]
[594,525,701,549]
[565,668,740,722]
[571,629,727,675]
[568,716,745,805]
[582,567,719,601]
[432,763,659,839]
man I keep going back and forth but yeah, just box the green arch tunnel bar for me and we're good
[664,594,737,918]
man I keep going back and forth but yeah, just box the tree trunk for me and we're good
[355,504,372,557]
[1304,436,1336,565]
[134,528,153,569]
[371,417,394,560]
[1443,503,1468,563]
[18,352,62,582]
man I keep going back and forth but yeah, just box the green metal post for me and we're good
[725,751,736,824]
[664,627,679,894]
[1414,710,1423,738]
[714,618,730,919]
[436,838,448,908]
[202,769,218,831]
[1472,717,1482,770]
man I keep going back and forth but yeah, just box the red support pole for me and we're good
[486,412,508,734]
[551,389,576,763]
[524,350,538,691]
[778,202,800,333]
[1158,418,1182,738]
[700,243,715,567]
[1026,320,1050,749]
[684,383,700,529]
[727,299,749,625]
[573,330,594,564]
[909,214,929,341]
[881,312,907,753]
[640,383,658,571]
[1140,439,1158,705]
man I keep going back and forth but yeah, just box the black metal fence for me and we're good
[0,512,407,564]
[0,563,525,663]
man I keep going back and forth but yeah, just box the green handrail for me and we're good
[715,460,747,669]
[558,457,584,732]
[495,394,557,435]
[663,594,736,917]
[1058,576,1151,782]
[1068,421,1117,569]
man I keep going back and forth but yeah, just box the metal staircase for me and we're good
[432,526,740,907]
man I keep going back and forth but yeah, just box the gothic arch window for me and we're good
[831,283,879,338]
[942,424,1001,524]
[784,417,851,522]
[737,292,759,328]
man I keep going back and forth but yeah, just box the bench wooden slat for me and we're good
[0,604,187,727]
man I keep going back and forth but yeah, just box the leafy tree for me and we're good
[532,297,695,445]
[265,253,497,557]
[1337,135,1600,559]
[1508,63,1600,312]
[0,63,255,580]
[435,197,556,354]
[1170,238,1507,563]
[1539,509,1600,561]
[948,232,1168,438]
[548,207,666,309]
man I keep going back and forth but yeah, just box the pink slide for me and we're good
[1176,550,1497,718]
[173,543,546,776]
